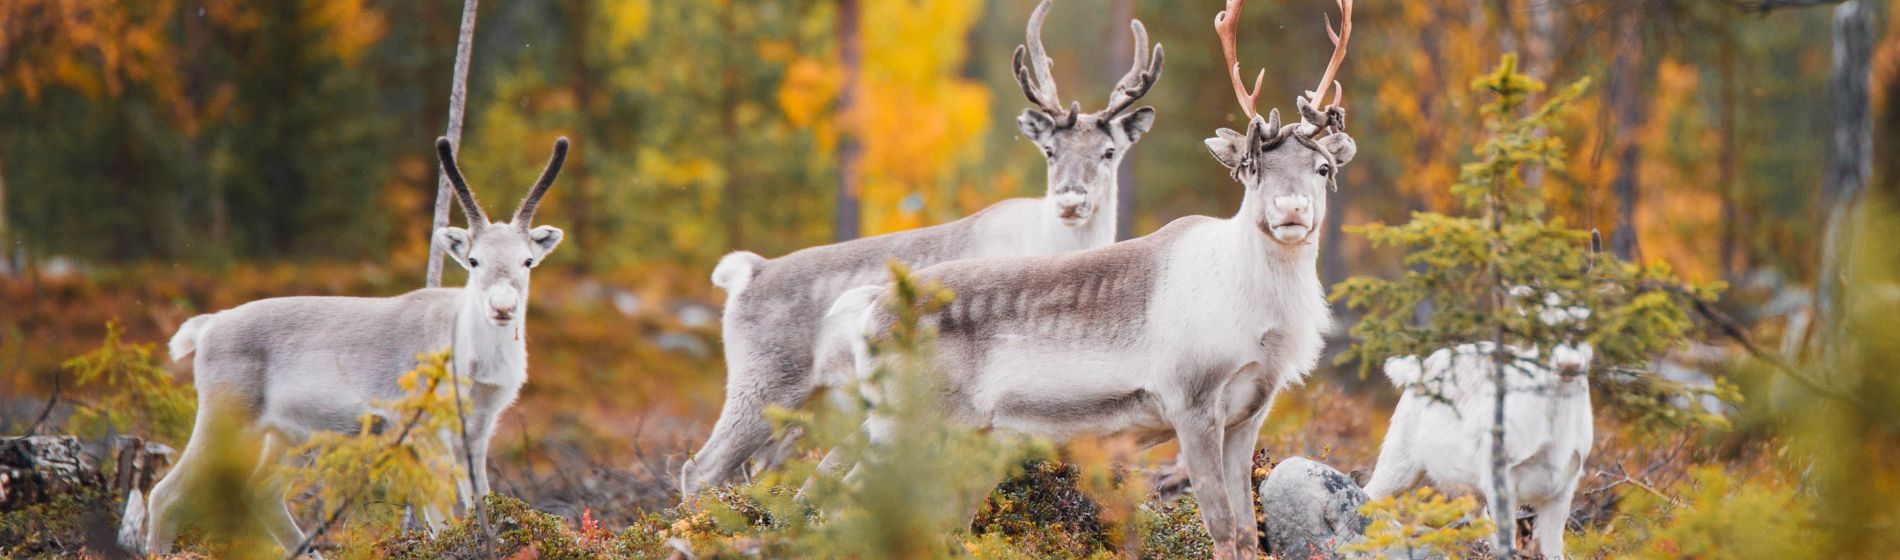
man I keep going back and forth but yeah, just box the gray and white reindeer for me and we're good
[679,0,1165,496]
[820,2,1355,557]
[120,137,570,556]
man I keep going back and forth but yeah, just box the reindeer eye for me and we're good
[1043,148,1055,158]
[1102,148,1115,160]
[468,258,480,268]
[1317,163,1333,177]
[523,258,534,267]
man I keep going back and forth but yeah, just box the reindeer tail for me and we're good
[711,251,766,297]
[168,313,217,362]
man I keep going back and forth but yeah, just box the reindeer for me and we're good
[821,2,1353,557]
[680,0,1165,497]
[1363,286,1596,559]
[120,137,569,557]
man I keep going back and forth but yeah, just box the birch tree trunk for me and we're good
[426,0,480,288]
[833,0,863,242]
[1816,0,1872,340]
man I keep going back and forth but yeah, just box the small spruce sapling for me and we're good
[1330,54,1729,555]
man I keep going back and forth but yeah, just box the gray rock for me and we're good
[1259,456,1371,559]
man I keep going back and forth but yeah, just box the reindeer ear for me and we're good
[1112,106,1156,144]
[1204,128,1247,169]
[1317,132,1356,166]
[1018,109,1057,144]
[434,227,474,269]
[528,225,564,260]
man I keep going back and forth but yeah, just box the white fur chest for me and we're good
[453,308,529,390]
[1154,222,1331,383]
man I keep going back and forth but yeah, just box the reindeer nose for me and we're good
[487,285,521,318]
[1274,195,1312,213]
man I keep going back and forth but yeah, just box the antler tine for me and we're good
[514,137,569,226]
[435,137,488,229]
[1214,0,1264,120]
[1098,19,1164,118]
[1304,0,1352,113]
[1012,0,1068,119]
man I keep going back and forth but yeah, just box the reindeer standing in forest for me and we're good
[680,0,1165,497]
[121,138,569,557]
[821,2,1354,557]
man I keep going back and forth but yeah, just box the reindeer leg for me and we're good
[1175,408,1240,560]
[252,432,320,559]
[1222,396,1273,560]
[683,359,812,496]
[1531,485,1577,559]
[1361,447,1424,499]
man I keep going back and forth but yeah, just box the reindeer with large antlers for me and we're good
[819,1,1353,558]
[120,138,571,557]
[679,0,1164,497]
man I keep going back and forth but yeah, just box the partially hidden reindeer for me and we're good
[679,0,1165,497]
[1363,285,1596,559]
[121,137,570,557]
[821,1,1353,557]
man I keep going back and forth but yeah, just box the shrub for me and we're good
[60,320,196,445]
[1342,487,1493,559]
[283,351,465,557]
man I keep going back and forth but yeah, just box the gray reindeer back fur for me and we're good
[183,288,462,435]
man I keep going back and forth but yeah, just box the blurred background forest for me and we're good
[3,0,1899,557]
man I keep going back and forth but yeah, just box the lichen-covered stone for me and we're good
[1258,456,1370,559]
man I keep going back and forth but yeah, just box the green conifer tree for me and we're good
[1331,54,1730,556]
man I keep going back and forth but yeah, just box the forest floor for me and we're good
[0,263,1769,558]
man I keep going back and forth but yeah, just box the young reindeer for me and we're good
[680,0,1165,497]
[822,2,1353,557]
[121,137,569,556]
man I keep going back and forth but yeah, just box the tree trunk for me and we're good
[426,0,480,288]
[720,6,745,251]
[1521,0,1555,192]
[567,0,595,270]
[1719,36,1743,281]
[1816,0,1872,338]
[0,151,10,277]
[1485,181,1515,559]
[1607,11,1646,260]
[1107,0,1136,241]
[833,0,862,242]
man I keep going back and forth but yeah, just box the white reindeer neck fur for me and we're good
[452,286,529,388]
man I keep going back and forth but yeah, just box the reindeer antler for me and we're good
[436,137,488,229]
[1214,0,1265,121]
[1013,0,1075,126]
[1303,0,1352,115]
[1097,20,1164,119]
[513,137,569,226]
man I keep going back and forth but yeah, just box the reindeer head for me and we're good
[1203,0,1354,245]
[432,137,569,327]
[1013,0,1163,227]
